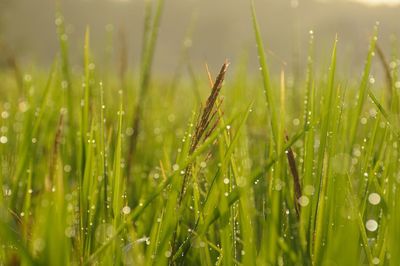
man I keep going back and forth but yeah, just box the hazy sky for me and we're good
[1,0,400,75]
[106,0,400,5]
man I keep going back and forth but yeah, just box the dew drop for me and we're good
[126,127,134,136]
[372,257,380,265]
[1,111,9,119]
[361,117,368,125]
[365,219,378,232]
[64,165,72,173]
[368,193,381,205]
[172,164,180,171]
[55,17,63,26]
[122,206,131,215]
[0,136,8,144]
[298,196,310,207]
[369,77,375,84]
[165,251,172,258]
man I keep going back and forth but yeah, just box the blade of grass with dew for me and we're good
[322,85,361,265]
[112,96,125,227]
[389,38,399,115]
[11,61,57,209]
[348,24,379,149]
[217,107,255,265]
[264,90,284,264]
[299,30,316,260]
[82,27,91,154]
[250,0,279,145]
[312,37,338,265]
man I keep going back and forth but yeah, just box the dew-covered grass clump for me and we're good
[1,0,400,265]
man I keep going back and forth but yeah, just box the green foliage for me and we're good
[0,1,399,265]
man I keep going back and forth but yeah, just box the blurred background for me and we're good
[0,0,400,75]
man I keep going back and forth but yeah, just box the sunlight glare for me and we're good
[350,0,400,6]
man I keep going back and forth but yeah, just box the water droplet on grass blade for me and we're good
[55,17,63,26]
[122,206,131,215]
[126,127,134,136]
[365,219,378,232]
[360,117,368,125]
[368,193,381,205]
[1,111,9,119]
[298,196,310,207]
[0,136,8,144]
[61,80,69,89]
[165,251,172,258]
[369,77,375,84]
[172,164,179,171]
[372,257,380,265]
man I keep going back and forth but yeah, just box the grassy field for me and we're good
[1,0,400,265]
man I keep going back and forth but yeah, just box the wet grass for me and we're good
[1,0,400,265]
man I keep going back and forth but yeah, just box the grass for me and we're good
[1,0,400,265]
